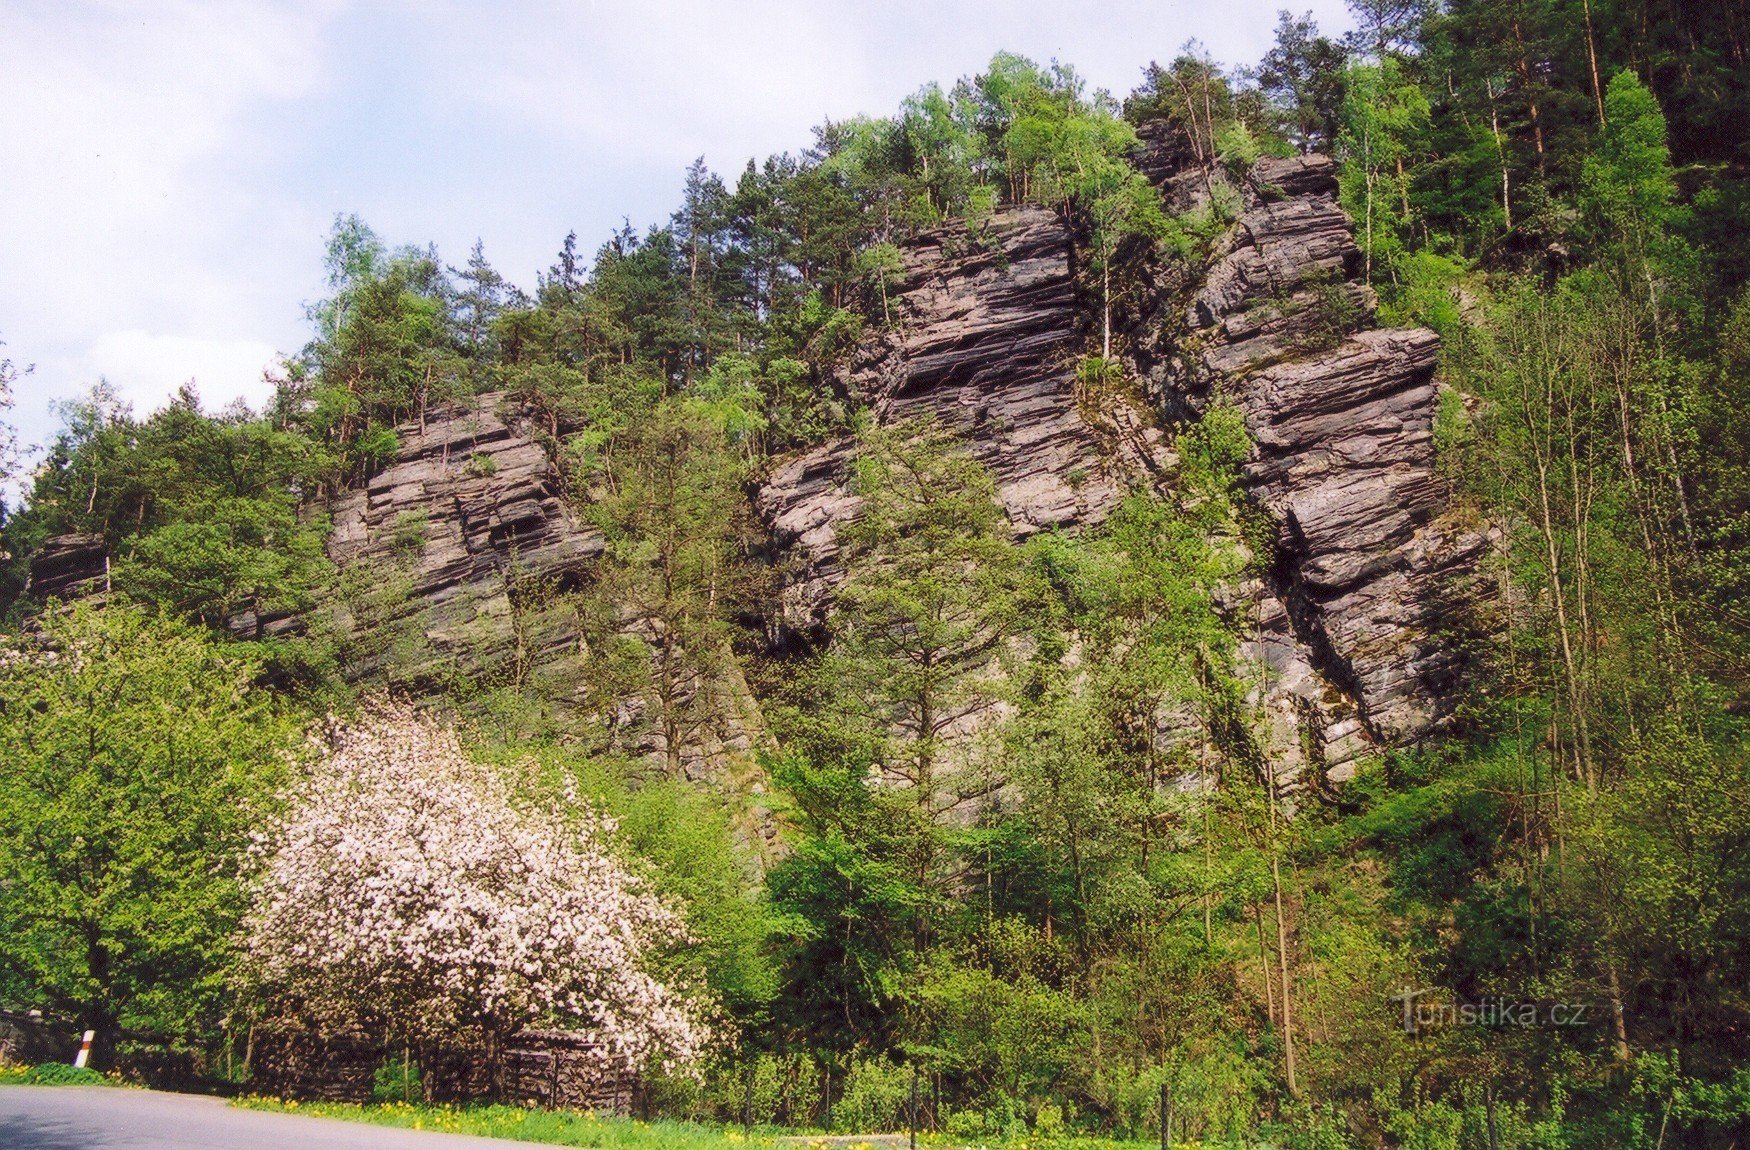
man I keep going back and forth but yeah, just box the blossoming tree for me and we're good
[241,703,708,1074]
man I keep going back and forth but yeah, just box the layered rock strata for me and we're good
[759,205,1167,624]
[1140,151,1488,750]
[317,394,761,779]
[24,533,109,602]
[759,144,1486,782]
[19,144,1484,788]
[319,393,605,697]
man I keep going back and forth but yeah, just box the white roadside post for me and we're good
[72,1030,94,1069]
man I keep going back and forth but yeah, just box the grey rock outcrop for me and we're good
[24,533,109,602]
[758,144,1486,782]
[318,393,604,700]
[1140,152,1488,748]
[314,394,764,781]
[758,206,1167,624]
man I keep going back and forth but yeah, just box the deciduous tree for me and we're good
[242,703,709,1073]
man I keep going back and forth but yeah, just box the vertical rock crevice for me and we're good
[1131,143,1490,757]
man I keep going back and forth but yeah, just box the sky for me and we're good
[1,0,1353,462]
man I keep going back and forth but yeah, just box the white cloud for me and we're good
[82,330,280,415]
[1,0,1355,464]
[1,1,343,445]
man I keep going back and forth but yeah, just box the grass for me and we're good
[236,1098,788,1150]
[233,1098,1194,1150]
[0,1061,109,1086]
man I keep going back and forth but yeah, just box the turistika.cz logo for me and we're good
[1390,987,1594,1034]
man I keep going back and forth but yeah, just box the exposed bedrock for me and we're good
[759,142,1488,780]
[24,533,110,603]
[21,144,1487,787]
[1138,150,1490,747]
[312,394,761,779]
[319,393,605,696]
[758,205,1167,624]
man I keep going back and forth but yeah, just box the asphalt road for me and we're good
[0,1086,536,1149]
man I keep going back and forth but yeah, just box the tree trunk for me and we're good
[1273,855,1299,1097]
[1510,6,1549,175]
[1581,0,1608,125]
[1607,960,1633,1062]
[1256,904,1277,1024]
[1266,766,1299,1097]
[1485,78,1513,230]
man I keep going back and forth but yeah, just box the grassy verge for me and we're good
[0,1062,108,1086]
[232,1099,1187,1150]
[236,1099,787,1150]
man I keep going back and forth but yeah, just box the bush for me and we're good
[1378,250,1466,336]
[1099,1048,1268,1144]
[372,1053,423,1103]
[833,1057,914,1133]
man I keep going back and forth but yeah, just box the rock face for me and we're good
[17,142,1485,790]
[758,142,1486,780]
[759,206,1167,623]
[316,394,764,780]
[320,393,604,700]
[24,533,110,602]
[1139,152,1487,750]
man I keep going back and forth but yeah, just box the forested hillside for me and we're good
[1,0,1747,1145]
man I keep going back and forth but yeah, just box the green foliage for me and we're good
[0,605,299,1047]
[3,389,334,629]
[1378,251,1466,336]
[578,391,762,770]
[2,18,1749,1146]
[1581,72,1681,247]
[1336,58,1429,284]
[1177,398,1251,498]
[809,419,1026,805]
[283,215,469,485]
[762,751,934,1055]
[372,1053,423,1104]
[1216,120,1264,172]
[0,1062,108,1086]
[1257,11,1348,152]
[512,746,779,1032]
[916,951,1093,1120]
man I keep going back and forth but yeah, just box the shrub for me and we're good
[832,1057,914,1133]
[372,1053,423,1103]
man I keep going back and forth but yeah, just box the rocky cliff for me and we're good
[19,135,1484,789]
[758,137,1487,782]
[316,394,604,700]
[23,533,109,602]
[1137,148,1488,754]
[759,205,1169,625]
[311,394,763,777]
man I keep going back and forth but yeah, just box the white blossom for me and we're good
[241,702,708,1073]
